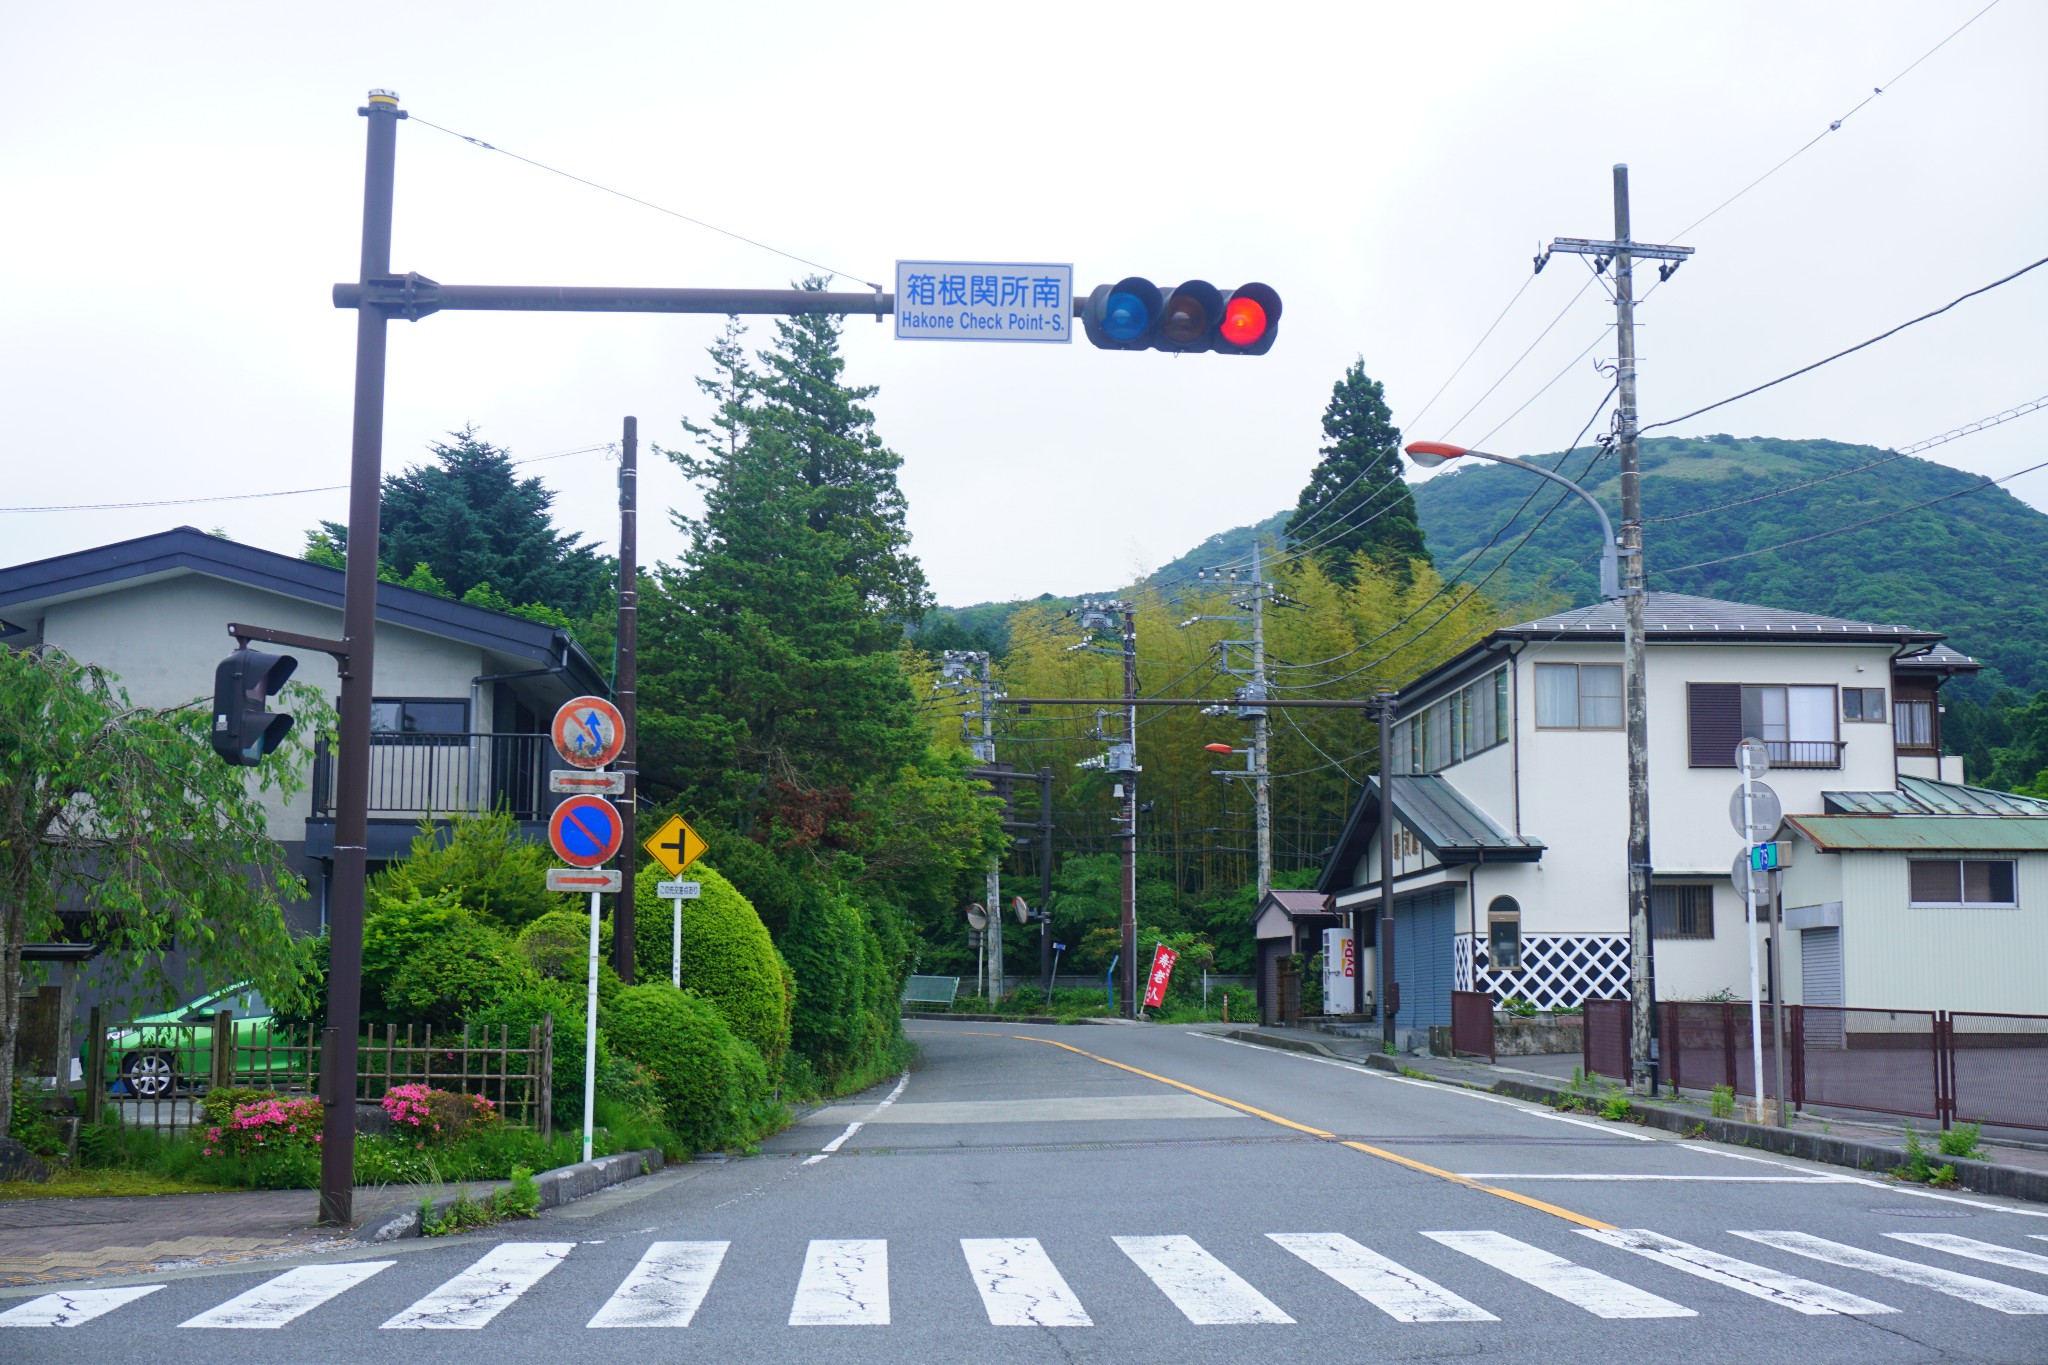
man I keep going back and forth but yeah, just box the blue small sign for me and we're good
[1750,842,1781,871]
[895,260,1073,343]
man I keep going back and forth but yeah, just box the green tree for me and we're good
[311,427,611,618]
[1285,358,1429,583]
[0,647,325,1132]
[641,293,930,831]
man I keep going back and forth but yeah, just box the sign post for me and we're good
[642,815,707,990]
[1730,739,1780,1122]
[549,698,627,1165]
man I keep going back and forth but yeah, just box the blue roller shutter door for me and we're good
[1394,889,1457,1030]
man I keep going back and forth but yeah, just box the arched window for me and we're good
[1487,895,1522,972]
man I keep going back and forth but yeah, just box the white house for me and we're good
[1308,591,2014,1045]
[0,526,612,940]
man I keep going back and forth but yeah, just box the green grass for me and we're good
[0,1167,235,1200]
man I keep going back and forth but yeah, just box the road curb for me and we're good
[903,1013,1112,1025]
[358,1148,666,1242]
[1213,1028,2048,1204]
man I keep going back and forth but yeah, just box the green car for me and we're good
[90,983,285,1100]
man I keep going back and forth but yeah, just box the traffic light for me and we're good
[1081,278,1282,354]
[211,646,297,765]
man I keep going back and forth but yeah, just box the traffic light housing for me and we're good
[211,646,298,765]
[1081,278,1281,354]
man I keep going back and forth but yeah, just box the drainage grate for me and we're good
[1867,1206,1973,1219]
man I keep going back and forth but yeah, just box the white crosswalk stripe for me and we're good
[0,1286,162,1328]
[1579,1230,1894,1316]
[1115,1234,1294,1324]
[382,1242,574,1330]
[1885,1233,2048,1279]
[588,1241,729,1328]
[1267,1232,1496,1322]
[962,1237,1092,1326]
[1423,1230,1695,1319]
[1733,1232,2048,1315]
[790,1238,890,1325]
[182,1262,394,1329]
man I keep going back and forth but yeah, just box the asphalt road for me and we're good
[7,1018,2048,1364]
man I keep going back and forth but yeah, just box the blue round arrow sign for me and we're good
[550,795,623,868]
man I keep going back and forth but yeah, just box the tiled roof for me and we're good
[1824,776,2048,817]
[1502,592,1944,643]
[1892,643,1981,672]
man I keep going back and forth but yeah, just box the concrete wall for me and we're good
[39,572,492,839]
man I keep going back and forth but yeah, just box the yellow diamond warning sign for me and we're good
[643,814,707,877]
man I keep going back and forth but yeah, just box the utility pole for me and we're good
[614,416,638,983]
[1189,549,1276,898]
[1376,688,1397,1036]
[939,651,1003,996]
[1071,601,1139,1018]
[1542,164,1693,1095]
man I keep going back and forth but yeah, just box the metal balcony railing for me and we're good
[310,733,553,819]
[1759,739,1845,769]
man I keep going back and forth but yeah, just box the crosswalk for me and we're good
[5,1226,2048,1332]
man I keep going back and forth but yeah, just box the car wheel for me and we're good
[121,1050,177,1100]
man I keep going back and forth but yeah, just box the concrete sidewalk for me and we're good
[0,1181,498,1286]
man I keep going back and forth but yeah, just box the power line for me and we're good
[1668,0,2004,240]
[1437,275,1601,442]
[1403,272,1542,433]
[409,115,882,290]
[1656,453,2048,576]
[1644,392,2048,524]
[0,442,616,514]
[1639,255,2048,437]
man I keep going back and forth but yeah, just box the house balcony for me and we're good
[304,733,559,862]
[1758,739,1846,770]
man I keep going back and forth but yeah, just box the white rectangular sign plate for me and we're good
[657,880,702,900]
[895,261,1072,343]
[548,867,622,893]
[550,769,626,794]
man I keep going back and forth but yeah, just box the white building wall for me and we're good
[40,573,490,839]
[1832,849,2048,1015]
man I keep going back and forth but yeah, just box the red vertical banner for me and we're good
[1143,945,1179,1009]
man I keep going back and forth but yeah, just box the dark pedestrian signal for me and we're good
[211,646,298,766]
[1081,278,1281,354]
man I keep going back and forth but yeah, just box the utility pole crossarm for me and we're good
[1548,235,1694,262]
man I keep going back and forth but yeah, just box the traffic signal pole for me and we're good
[614,416,638,983]
[320,90,402,1225]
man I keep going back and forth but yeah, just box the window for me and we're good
[1842,687,1887,722]
[1909,859,2017,906]
[1393,668,1508,774]
[1535,663,1622,729]
[370,698,468,741]
[1487,896,1522,972]
[1651,884,1715,939]
[1895,699,1935,750]
[1688,682,1840,767]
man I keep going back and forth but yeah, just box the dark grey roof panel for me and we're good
[1504,591,1944,642]
[1822,776,2048,817]
[1892,643,1981,673]
[1316,772,1543,892]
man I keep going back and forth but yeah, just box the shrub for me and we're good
[360,885,471,1023]
[633,863,791,1071]
[199,1087,279,1130]
[386,915,537,1029]
[517,909,611,981]
[202,1096,324,1189]
[604,982,770,1152]
[467,979,595,1127]
[1710,1084,1736,1120]
[377,810,575,931]
[381,1084,501,1147]
[1938,1121,1984,1160]
[778,885,901,1086]
[8,1080,63,1157]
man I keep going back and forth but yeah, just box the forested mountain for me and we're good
[931,436,2048,694]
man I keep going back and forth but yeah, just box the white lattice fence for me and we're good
[1462,933,1632,1010]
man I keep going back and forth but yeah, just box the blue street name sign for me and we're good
[894,261,1072,343]
[1750,841,1782,871]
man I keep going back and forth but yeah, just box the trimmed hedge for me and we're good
[778,884,899,1086]
[604,983,771,1152]
[468,978,597,1127]
[632,863,791,1072]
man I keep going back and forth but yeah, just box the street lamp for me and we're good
[1404,440,1660,1094]
[1404,442,1620,601]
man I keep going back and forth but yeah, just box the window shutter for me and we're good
[1688,683,1742,767]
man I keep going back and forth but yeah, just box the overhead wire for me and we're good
[1656,453,2048,576]
[408,115,882,289]
[0,443,617,514]
[1639,255,2048,437]
[1644,392,2048,524]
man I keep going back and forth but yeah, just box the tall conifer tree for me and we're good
[1285,359,1430,583]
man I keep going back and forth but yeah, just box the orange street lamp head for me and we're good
[1405,440,1469,469]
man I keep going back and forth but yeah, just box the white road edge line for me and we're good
[802,1071,910,1166]
[1192,1032,2048,1217]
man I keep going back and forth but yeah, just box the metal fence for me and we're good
[1578,999,2048,1131]
[1450,990,1495,1062]
[82,1008,554,1140]
[311,732,554,819]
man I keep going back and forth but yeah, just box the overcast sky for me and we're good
[5,2,2044,606]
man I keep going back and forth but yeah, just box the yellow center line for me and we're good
[1008,1034,1614,1231]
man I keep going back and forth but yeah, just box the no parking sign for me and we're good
[549,794,623,868]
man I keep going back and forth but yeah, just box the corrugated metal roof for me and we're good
[1824,777,2048,817]
[1788,814,2048,852]
[1391,775,1546,859]
[1502,591,1943,643]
